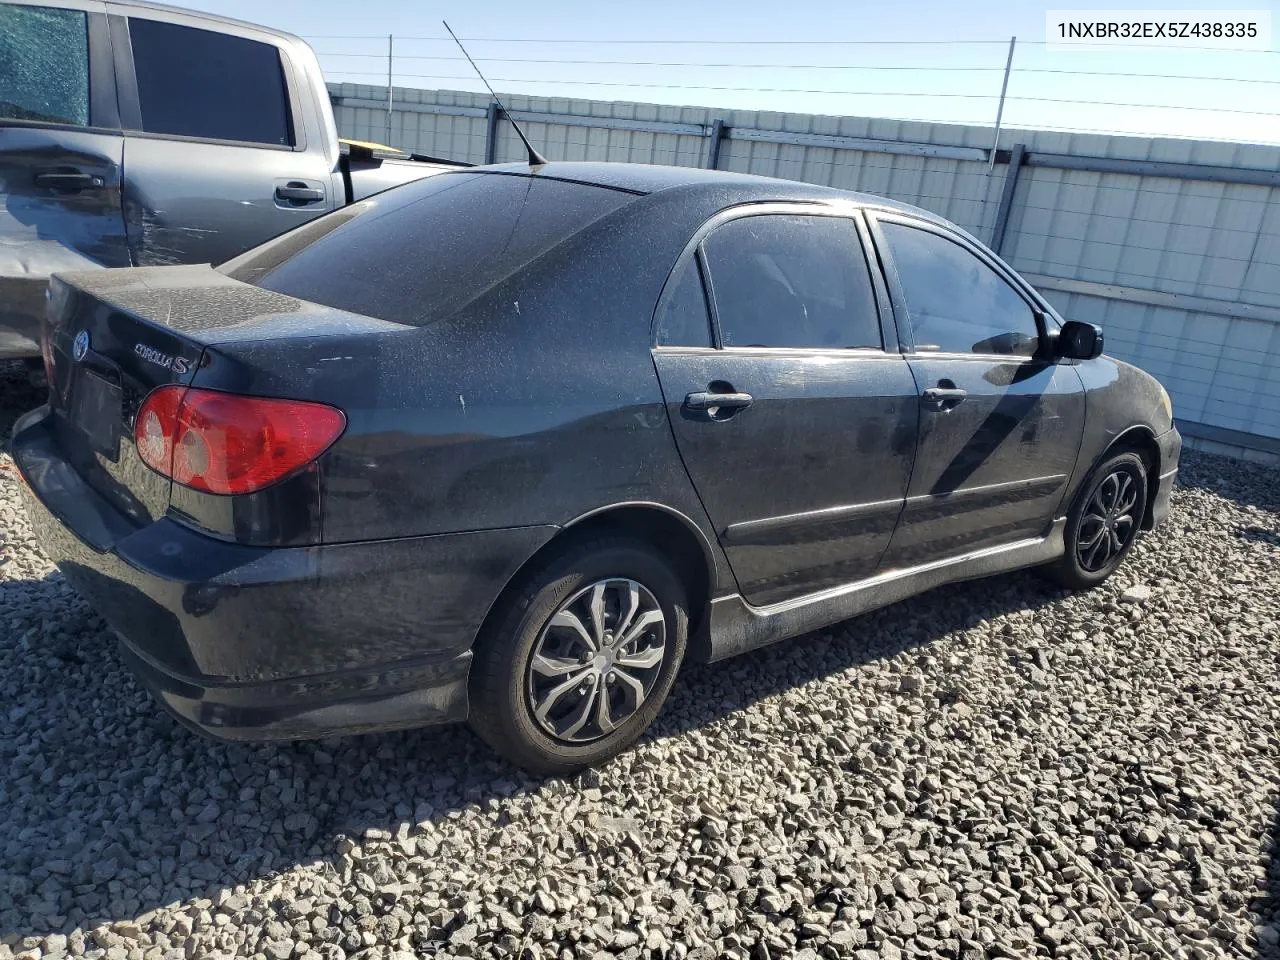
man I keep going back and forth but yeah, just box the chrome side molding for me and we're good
[704,518,1067,662]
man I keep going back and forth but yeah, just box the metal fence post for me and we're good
[704,119,725,170]
[991,142,1026,255]
[484,102,500,164]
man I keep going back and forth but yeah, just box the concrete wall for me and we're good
[330,82,1280,462]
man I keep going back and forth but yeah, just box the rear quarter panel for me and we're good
[313,218,717,550]
[200,189,738,590]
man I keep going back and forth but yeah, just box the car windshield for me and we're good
[221,171,638,325]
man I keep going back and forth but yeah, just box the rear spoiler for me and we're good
[339,138,473,167]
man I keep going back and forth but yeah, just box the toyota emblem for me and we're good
[72,330,90,361]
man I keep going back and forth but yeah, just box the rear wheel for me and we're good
[1044,450,1148,590]
[468,537,687,774]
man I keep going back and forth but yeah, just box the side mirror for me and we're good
[1057,320,1104,361]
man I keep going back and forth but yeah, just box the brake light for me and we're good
[135,386,346,495]
[135,384,184,475]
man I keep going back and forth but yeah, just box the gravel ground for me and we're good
[0,361,1277,960]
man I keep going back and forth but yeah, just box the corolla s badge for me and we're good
[134,342,189,375]
[72,330,90,362]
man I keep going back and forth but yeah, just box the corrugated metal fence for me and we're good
[330,82,1280,462]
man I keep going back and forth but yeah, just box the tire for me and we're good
[468,536,688,774]
[1043,450,1149,591]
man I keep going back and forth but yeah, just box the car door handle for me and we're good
[275,184,325,203]
[684,391,753,411]
[921,387,968,408]
[34,171,104,190]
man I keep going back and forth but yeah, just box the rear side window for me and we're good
[0,3,89,126]
[223,173,637,324]
[128,18,293,146]
[656,258,712,347]
[701,215,882,350]
[881,222,1041,357]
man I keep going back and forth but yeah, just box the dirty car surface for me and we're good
[14,162,1181,772]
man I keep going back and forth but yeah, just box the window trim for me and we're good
[651,201,897,355]
[108,7,305,151]
[866,209,1053,363]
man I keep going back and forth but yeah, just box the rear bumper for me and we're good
[1149,425,1182,530]
[116,639,473,742]
[13,406,556,741]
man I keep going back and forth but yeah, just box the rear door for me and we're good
[0,0,129,357]
[106,6,339,266]
[868,212,1086,566]
[653,206,919,607]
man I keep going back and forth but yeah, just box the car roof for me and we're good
[481,161,945,223]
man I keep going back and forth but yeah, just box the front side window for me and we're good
[701,215,882,350]
[128,18,292,146]
[0,3,89,126]
[881,221,1041,357]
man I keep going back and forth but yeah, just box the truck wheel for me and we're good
[468,537,688,774]
[1043,451,1149,591]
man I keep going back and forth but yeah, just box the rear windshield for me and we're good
[221,172,637,325]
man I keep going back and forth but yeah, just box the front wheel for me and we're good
[468,537,688,774]
[1044,450,1149,590]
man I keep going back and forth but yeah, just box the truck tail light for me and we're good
[135,386,346,495]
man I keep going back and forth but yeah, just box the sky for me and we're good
[181,0,1280,145]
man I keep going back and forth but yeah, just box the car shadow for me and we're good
[1240,525,1280,549]
[0,558,1067,941]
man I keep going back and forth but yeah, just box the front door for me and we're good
[653,208,919,606]
[869,213,1086,566]
[0,0,129,356]
[109,9,339,266]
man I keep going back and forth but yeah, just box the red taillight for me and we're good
[135,384,184,475]
[135,386,346,495]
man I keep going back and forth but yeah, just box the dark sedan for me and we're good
[14,162,1180,772]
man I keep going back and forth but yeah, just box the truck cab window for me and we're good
[127,18,293,146]
[0,4,89,126]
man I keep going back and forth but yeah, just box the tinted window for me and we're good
[0,4,88,126]
[223,172,636,325]
[128,18,292,146]
[702,215,881,350]
[882,222,1041,357]
[656,257,712,347]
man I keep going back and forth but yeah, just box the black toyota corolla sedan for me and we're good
[14,162,1180,772]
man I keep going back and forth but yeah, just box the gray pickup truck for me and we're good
[0,0,463,360]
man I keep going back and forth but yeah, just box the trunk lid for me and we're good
[43,264,402,527]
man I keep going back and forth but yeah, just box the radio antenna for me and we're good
[443,21,548,167]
